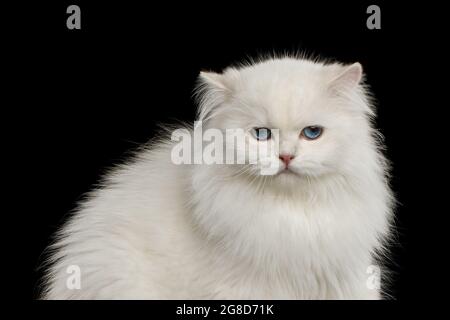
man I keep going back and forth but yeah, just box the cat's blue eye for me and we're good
[252,127,272,141]
[301,126,323,140]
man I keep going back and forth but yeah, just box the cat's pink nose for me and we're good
[279,154,294,166]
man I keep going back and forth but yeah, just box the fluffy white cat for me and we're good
[41,56,394,299]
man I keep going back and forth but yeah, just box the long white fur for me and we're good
[41,56,394,299]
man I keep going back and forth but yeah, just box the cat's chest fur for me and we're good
[183,170,378,299]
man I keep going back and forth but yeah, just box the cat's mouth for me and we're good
[279,166,298,176]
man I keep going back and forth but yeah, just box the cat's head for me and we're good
[196,57,375,186]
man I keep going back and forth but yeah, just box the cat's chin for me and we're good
[278,168,299,175]
[233,165,321,188]
[256,167,305,184]
[264,167,327,186]
[276,169,305,181]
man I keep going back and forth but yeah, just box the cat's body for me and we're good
[42,56,394,299]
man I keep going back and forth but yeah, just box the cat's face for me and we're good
[198,58,372,182]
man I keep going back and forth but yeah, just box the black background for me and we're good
[13,0,443,306]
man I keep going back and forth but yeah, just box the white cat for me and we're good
[42,56,394,299]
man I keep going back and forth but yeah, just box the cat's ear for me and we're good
[199,71,229,91]
[197,69,239,121]
[199,68,239,92]
[329,63,363,92]
[328,63,373,115]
